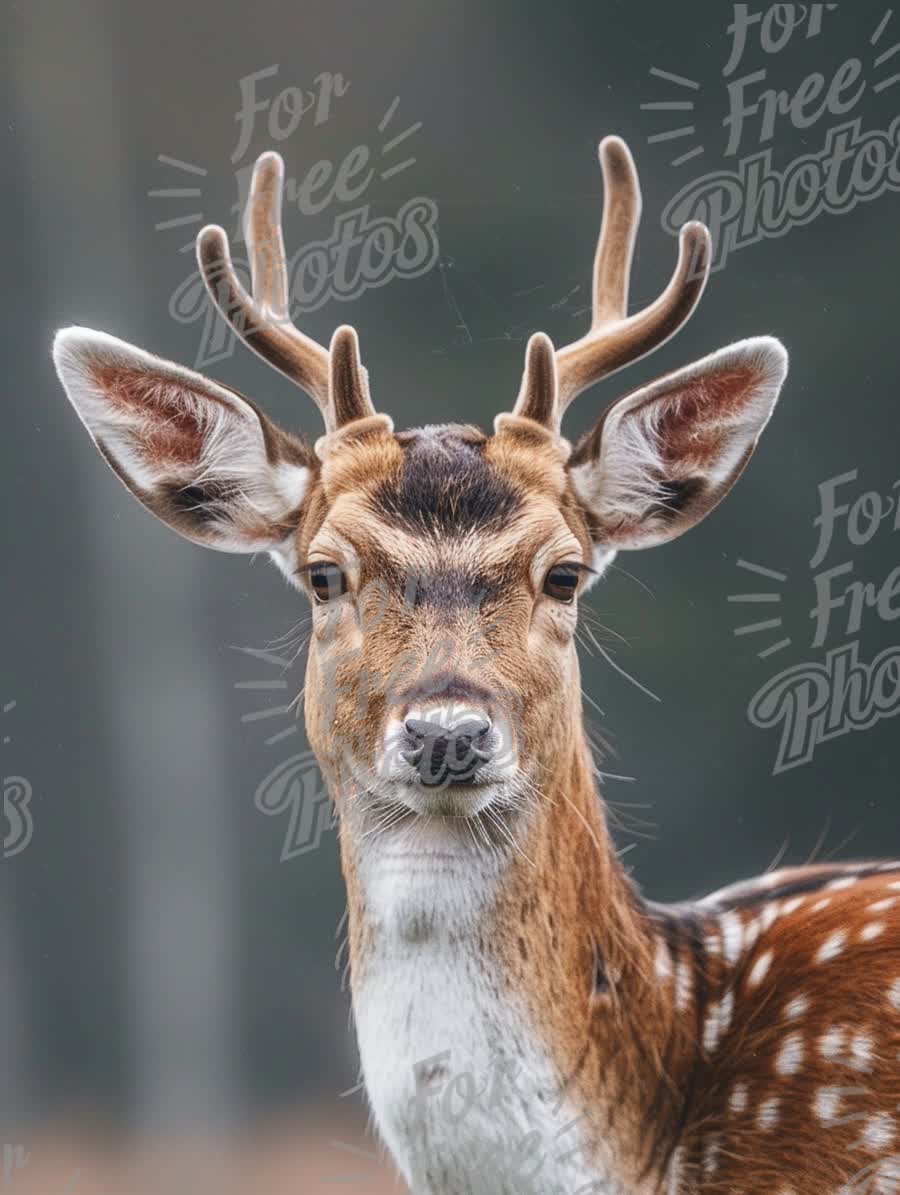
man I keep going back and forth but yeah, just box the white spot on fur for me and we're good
[743,917,761,950]
[702,1135,720,1178]
[849,1031,875,1072]
[703,991,735,1054]
[666,1146,686,1194]
[776,1033,804,1076]
[869,897,898,913]
[748,950,773,988]
[729,1082,749,1115]
[828,876,858,891]
[816,930,847,963]
[888,978,900,1011]
[860,922,886,942]
[857,1112,896,1152]
[821,1027,872,1073]
[757,1096,780,1130]
[675,959,693,1012]
[780,897,804,916]
[815,1086,843,1124]
[820,1027,846,1062]
[760,902,780,932]
[720,911,745,964]
[811,898,832,912]
[785,994,809,1020]
[843,1158,900,1194]
[655,939,673,983]
[855,1157,900,1189]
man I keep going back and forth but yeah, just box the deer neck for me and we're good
[338,721,693,1194]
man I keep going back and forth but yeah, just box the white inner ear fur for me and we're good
[53,326,310,553]
[581,545,617,592]
[570,336,788,548]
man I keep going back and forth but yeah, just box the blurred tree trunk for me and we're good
[13,0,239,1136]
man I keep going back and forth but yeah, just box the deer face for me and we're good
[53,141,788,843]
[298,418,594,822]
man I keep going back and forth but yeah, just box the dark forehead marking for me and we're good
[369,424,523,534]
[370,559,504,610]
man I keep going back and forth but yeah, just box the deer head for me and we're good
[53,139,787,860]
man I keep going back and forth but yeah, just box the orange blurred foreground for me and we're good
[4,1117,405,1195]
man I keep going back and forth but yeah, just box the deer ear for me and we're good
[568,337,788,550]
[53,327,315,558]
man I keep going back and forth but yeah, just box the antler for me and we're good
[513,137,712,431]
[196,151,374,433]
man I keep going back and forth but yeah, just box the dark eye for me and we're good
[308,563,348,603]
[543,564,581,603]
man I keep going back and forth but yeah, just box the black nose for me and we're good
[401,716,493,786]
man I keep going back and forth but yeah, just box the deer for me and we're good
[53,137,900,1194]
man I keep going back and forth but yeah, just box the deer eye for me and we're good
[543,564,581,603]
[308,563,348,603]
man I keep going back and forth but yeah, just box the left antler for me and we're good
[513,137,712,429]
[196,151,374,432]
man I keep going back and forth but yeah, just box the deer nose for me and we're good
[401,715,493,786]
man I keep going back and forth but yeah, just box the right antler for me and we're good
[196,152,373,433]
[513,137,712,430]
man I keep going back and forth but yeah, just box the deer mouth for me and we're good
[374,708,519,815]
[388,778,503,819]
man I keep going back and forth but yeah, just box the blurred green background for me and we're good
[3,0,899,1189]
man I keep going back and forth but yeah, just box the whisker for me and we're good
[484,806,536,869]
[582,619,631,653]
[583,689,607,719]
[558,787,604,858]
[605,561,656,599]
[594,644,660,704]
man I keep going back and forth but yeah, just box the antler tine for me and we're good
[196,151,333,423]
[592,135,642,324]
[554,136,712,415]
[511,331,558,427]
[245,150,291,320]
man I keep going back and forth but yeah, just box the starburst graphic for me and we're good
[728,559,792,660]
[149,156,208,251]
[233,643,337,860]
[149,95,424,253]
[2,700,15,746]
[376,95,422,178]
[234,645,303,747]
[872,9,900,93]
[640,67,704,168]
